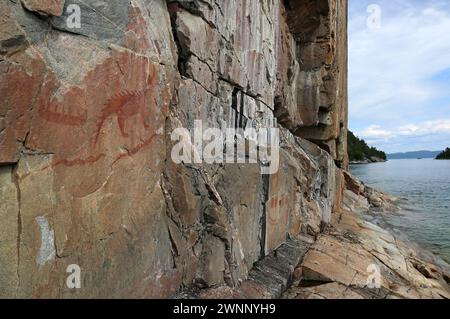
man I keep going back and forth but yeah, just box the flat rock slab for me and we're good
[174,235,314,299]
[285,282,365,299]
[285,206,450,299]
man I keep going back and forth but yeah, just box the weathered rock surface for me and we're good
[343,171,399,212]
[287,0,349,168]
[284,176,450,299]
[1,0,177,298]
[174,235,314,299]
[192,172,450,300]
[0,0,348,298]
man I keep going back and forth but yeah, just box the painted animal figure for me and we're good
[39,86,88,127]
[93,64,158,145]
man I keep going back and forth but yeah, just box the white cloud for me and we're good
[349,0,450,152]
[349,0,450,126]
[361,125,395,139]
[358,119,450,140]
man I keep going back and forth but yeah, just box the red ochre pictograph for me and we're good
[51,153,106,168]
[38,98,88,127]
[93,63,158,145]
[36,55,161,171]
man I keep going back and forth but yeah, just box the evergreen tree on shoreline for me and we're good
[436,148,450,160]
[347,130,387,162]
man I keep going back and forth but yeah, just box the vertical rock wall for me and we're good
[0,0,347,298]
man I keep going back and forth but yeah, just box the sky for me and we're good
[349,0,450,153]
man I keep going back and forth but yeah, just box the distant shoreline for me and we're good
[349,158,387,165]
[387,150,441,160]
[350,158,450,164]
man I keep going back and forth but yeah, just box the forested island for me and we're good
[348,130,387,163]
[436,148,450,160]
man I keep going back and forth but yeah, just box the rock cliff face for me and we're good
[0,0,349,298]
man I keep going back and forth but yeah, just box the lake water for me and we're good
[350,159,450,264]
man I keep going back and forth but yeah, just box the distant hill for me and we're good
[436,148,450,160]
[387,150,441,160]
[348,130,387,163]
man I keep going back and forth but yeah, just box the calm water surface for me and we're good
[351,159,450,263]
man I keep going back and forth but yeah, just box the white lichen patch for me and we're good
[35,216,56,266]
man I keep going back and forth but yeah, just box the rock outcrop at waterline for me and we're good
[175,174,450,299]
[284,206,450,299]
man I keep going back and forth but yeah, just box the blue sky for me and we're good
[349,0,450,153]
